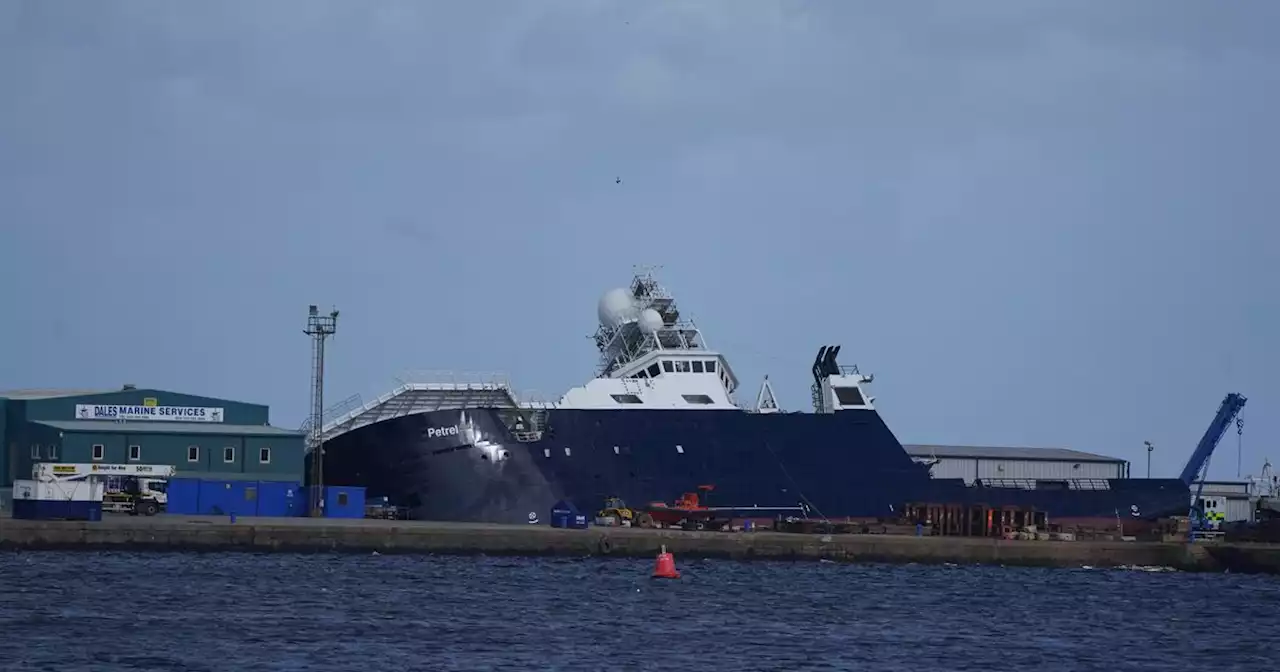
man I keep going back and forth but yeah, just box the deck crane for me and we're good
[31,463,177,516]
[1179,393,1247,540]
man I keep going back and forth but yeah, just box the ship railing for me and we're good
[394,370,515,391]
[977,478,1038,490]
[518,390,559,410]
[976,478,1113,492]
[300,393,365,434]
[1067,479,1112,491]
[508,391,555,442]
[308,384,414,447]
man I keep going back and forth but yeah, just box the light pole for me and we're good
[304,305,339,517]
[1144,440,1154,478]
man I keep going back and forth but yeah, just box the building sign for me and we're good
[75,404,225,423]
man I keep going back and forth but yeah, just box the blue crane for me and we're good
[1180,393,1247,538]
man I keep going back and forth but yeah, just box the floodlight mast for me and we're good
[304,305,339,517]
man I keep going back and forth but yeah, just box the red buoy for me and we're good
[652,544,680,579]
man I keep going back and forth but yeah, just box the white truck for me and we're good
[29,463,177,516]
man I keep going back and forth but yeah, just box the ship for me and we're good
[312,268,1238,529]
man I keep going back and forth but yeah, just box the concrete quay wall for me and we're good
[1,516,1276,574]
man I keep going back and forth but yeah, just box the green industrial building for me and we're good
[0,385,305,488]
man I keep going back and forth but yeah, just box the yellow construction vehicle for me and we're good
[596,496,653,528]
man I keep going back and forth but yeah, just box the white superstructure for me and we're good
[562,267,739,410]
[307,267,881,445]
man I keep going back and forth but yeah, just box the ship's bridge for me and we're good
[302,371,524,448]
[556,348,740,410]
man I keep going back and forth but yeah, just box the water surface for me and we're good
[1,551,1274,671]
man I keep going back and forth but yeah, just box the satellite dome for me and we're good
[638,307,664,334]
[597,288,637,327]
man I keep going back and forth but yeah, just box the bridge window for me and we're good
[187,446,200,462]
[675,361,691,373]
[647,364,661,377]
[681,394,715,405]
[129,445,141,461]
[692,361,704,373]
[564,447,572,457]
[92,444,104,461]
[834,386,865,406]
[543,448,551,458]
[610,394,643,404]
[676,445,684,454]
[706,361,716,373]
[662,361,674,373]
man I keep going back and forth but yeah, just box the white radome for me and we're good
[638,307,664,334]
[597,287,638,327]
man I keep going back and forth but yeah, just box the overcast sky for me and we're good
[2,1,1277,480]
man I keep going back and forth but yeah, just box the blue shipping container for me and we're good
[303,485,366,518]
[256,481,303,517]
[324,485,365,519]
[165,478,201,515]
[197,480,258,517]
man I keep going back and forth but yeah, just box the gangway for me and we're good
[1179,393,1247,540]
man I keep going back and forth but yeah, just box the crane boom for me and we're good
[32,463,178,482]
[1178,393,1247,486]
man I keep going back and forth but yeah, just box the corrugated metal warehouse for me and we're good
[903,444,1129,484]
[0,386,306,503]
[1195,480,1255,523]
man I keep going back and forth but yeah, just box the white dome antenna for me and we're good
[597,288,637,328]
[638,308,664,334]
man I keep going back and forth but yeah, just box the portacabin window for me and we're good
[223,446,235,463]
[128,445,141,461]
[187,445,200,462]
[30,444,40,459]
[259,447,271,464]
[91,444,104,461]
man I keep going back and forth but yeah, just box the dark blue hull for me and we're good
[319,408,1190,525]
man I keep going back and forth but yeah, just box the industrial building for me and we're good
[903,444,1129,485]
[1194,480,1255,523]
[0,385,306,499]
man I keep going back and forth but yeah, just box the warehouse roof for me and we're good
[32,420,304,437]
[0,388,110,400]
[903,444,1123,463]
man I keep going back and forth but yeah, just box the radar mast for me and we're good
[591,266,708,378]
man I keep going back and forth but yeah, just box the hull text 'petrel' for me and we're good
[309,268,1236,530]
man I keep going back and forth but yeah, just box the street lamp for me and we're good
[1144,440,1154,478]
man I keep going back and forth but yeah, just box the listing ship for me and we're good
[312,268,1241,527]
